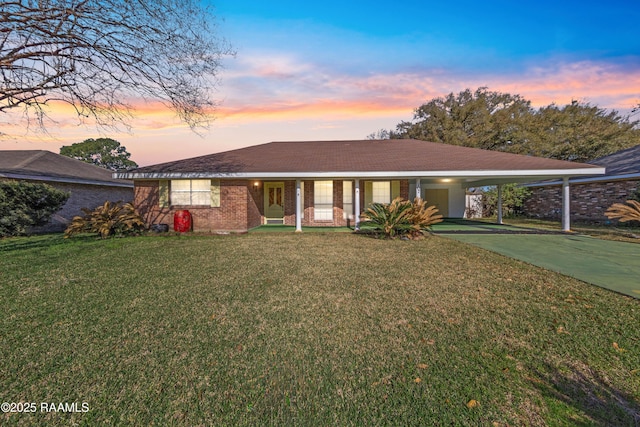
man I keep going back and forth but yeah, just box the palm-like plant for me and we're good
[605,200,640,223]
[65,201,145,238]
[359,197,413,238]
[358,197,442,238]
[407,197,444,236]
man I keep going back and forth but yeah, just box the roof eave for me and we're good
[116,167,605,180]
[1,172,133,188]
[524,171,640,187]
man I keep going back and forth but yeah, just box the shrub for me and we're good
[482,184,531,217]
[0,181,69,237]
[64,201,145,238]
[605,200,640,224]
[358,197,443,239]
[629,187,640,203]
[407,197,444,237]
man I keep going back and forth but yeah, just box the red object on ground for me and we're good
[173,210,192,232]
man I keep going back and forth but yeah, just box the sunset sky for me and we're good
[2,0,639,166]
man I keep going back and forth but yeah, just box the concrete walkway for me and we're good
[439,231,640,299]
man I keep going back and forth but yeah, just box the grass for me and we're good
[1,232,639,426]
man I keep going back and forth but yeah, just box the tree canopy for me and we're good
[1,0,233,132]
[391,87,640,162]
[60,138,137,171]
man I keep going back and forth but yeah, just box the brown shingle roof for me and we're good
[120,139,603,179]
[0,150,132,187]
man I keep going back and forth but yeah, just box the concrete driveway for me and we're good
[435,222,640,298]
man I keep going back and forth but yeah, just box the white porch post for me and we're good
[497,184,503,225]
[354,179,360,230]
[562,177,571,232]
[295,179,302,232]
[415,178,421,200]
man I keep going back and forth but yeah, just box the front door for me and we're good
[264,182,285,224]
[423,189,449,217]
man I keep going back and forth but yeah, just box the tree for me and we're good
[533,101,640,162]
[366,129,401,140]
[1,0,233,132]
[0,180,69,237]
[60,138,137,171]
[396,87,536,153]
[393,88,640,162]
[481,184,531,218]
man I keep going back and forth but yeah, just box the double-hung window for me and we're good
[163,179,219,207]
[371,181,391,204]
[343,181,353,219]
[314,181,333,221]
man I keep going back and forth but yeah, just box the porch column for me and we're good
[354,179,360,230]
[295,179,302,232]
[497,184,503,225]
[415,178,421,200]
[562,177,571,232]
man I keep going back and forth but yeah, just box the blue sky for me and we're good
[3,0,639,165]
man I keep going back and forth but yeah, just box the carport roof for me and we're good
[116,139,604,184]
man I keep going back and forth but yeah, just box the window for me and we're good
[343,181,353,220]
[314,180,333,221]
[171,179,212,206]
[365,180,401,207]
[372,181,390,204]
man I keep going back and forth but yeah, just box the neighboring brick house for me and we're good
[115,139,604,233]
[524,144,640,223]
[0,150,134,232]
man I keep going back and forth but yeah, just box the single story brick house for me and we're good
[0,150,134,232]
[524,144,640,223]
[115,139,604,232]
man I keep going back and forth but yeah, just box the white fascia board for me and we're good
[118,167,605,180]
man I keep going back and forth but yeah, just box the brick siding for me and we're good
[134,178,413,232]
[135,180,252,233]
[524,179,639,223]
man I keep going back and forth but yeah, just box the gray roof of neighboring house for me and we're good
[526,144,640,187]
[117,139,603,183]
[0,150,133,187]
[589,144,640,176]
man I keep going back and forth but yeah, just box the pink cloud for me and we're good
[3,57,638,153]
[217,59,640,123]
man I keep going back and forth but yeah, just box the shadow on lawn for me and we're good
[0,233,95,252]
[531,361,640,426]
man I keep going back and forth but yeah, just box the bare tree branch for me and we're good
[0,0,234,133]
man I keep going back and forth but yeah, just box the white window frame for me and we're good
[371,181,391,204]
[170,179,211,206]
[314,180,333,221]
[343,181,353,220]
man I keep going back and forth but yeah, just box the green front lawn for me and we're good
[1,233,638,426]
